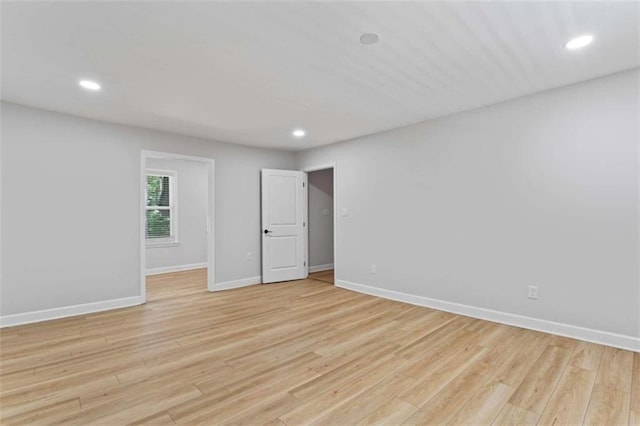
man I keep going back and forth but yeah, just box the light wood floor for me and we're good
[1,269,637,425]
[309,269,334,285]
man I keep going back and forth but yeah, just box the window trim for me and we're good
[145,169,179,246]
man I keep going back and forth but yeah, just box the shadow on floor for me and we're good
[308,269,334,284]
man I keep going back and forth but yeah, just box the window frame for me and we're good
[145,169,179,247]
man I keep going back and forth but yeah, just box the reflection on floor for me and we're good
[147,268,208,301]
[309,269,334,284]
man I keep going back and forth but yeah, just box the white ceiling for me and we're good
[2,1,638,151]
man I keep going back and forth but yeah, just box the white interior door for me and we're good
[261,169,307,283]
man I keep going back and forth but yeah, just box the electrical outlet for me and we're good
[527,285,538,299]
[371,264,377,274]
[246,251,253,262]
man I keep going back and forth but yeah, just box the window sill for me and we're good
[146,241,181,249]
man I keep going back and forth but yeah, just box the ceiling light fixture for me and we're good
[292,129,306,138]
[360,33,380,45]
[79,80,101,91]
[564,34,594,50]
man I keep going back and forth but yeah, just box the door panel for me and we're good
[269,236,298,269]
[261,169,307,283]
[269,175,297,225]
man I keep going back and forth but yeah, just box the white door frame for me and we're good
[302,163,337,281]
[140,150,215,301]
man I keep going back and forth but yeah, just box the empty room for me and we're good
[0,1,638,425]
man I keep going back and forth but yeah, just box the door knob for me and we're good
[264,229,273,234]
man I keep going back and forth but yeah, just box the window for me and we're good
[146,170,177,245]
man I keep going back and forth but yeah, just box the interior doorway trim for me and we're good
[140,150,215,302]
[302,163,337,282]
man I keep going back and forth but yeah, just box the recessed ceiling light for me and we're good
[79,80,101,91]
[564,35,594,50]
[292,129,306,138]
[360,33,380,45]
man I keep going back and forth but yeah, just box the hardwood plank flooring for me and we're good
[308,269,334,284]
[0,268,637,425]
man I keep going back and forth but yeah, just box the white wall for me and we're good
[296,69,640,341]
[308,168,334,269]
[145,158,208,272]
[0,102,294,317]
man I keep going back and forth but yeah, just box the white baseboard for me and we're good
[146,262,208,276]
[0,296,144,328]
[211,275,262,292]
[336,279,640,353]
[309,263,334,273]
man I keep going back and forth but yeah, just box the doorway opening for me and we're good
[305,166,335,285]
[259,164,336,286]
[140,150,215,303]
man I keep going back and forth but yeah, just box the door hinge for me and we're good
[304,261,306,266]
[303,182,305,187]
[303,221,306,227]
